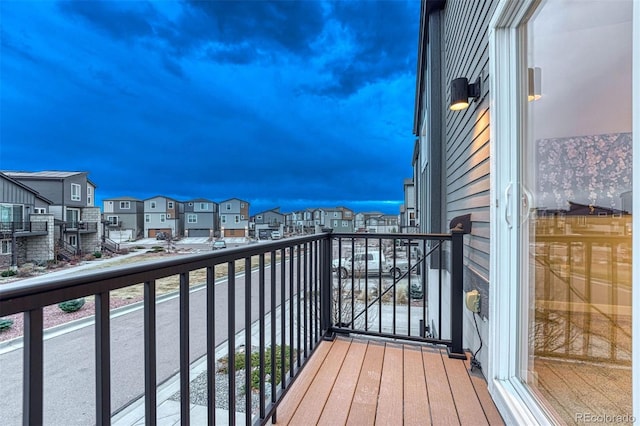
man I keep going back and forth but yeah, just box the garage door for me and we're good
[148,229,171,238]
[224,228,245,237]
[187,229,210,238]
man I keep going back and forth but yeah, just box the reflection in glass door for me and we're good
[523,1,633,423]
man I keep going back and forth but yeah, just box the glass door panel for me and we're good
[523,1,633,422]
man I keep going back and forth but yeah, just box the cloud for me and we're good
[1,0,417,216]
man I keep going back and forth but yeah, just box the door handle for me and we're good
[505,183,513,229]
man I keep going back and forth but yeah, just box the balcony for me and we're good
[0,221,48,237]
[63,221,98,233]
[0,231,502,425]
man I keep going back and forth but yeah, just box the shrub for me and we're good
[93,251,102,258]
[58,298,86,313]
[217,345,292,390]
[1,270,16,277]
[0,318,14,332]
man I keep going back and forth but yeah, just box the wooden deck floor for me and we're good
[274,336,504,425]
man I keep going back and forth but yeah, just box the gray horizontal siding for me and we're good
[443,0,496,283]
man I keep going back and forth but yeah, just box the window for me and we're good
[120,201,131,209]
[150,201,157,209]
[187,214,197,223]
[160,214,166,222]
[226,203,231,210]
[145,214,150,223]
[200,203,207,210]
[87,187,93,206]
[240,215,245,220]
[168,201,174,209]
[1,240,11,254]
[334,212,338,217]
[235,215,240,223]
[68,235,77,247]
[333,220,338,227]
[0,204,23,225]
[240,202,245,208]
[66,208,80,225]
[34,208,46,214]
[71,183,81,201]
[221,216,226,224]
[342,221,349,227]
[107,216,118,225]
[166,213,171,219]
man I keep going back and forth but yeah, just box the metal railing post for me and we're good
[448,229,466,359]
[320,231,333,338]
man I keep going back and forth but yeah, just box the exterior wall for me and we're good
[144,196,181,237]
[25,214,55,263]
[220,199,249,236]
[184,200,217,237]
[415,0,497,373]
[80,207,102,254]
[0,176,37,206]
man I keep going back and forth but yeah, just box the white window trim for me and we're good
[187,214,197,223]
[70,183,81,201]
[489,3,551,424]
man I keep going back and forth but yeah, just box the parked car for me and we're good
[212,240,227,250]
[271,231,281,240]
[331,251,409,279]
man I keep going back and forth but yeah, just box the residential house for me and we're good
[3,171,102,257]
[0,172,55,268]
[252,207,285,239]
[143,196,182,239]
[413,0,637,423]
[400,178,417,233]
[354,211,383,232]
[301,208,315,232]
[102,197,144,242]
[219,198,249,238]
[183,198,219,238]
[322,207,354,233]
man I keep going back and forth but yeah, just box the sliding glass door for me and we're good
[521,1,633,422]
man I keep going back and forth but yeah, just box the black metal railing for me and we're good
[64,221,98,232]
[0,221,48,234]
[0,230,466,425]
[329,231,465,357]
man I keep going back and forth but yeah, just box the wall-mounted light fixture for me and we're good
[449,77,481,111]
[528,67,542,101]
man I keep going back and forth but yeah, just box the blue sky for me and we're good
[1,0,419,215]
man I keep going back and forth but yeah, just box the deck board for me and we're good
[374,342,404,425]
[317,340,367,425]
[347,340,385,425]
[274,340,333,424]
[442,352,489,426]
[274,337,503,426]
[463,357,505,425]
[403,345,431,425]
[289,338,351,425]
[422,347,459,425]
